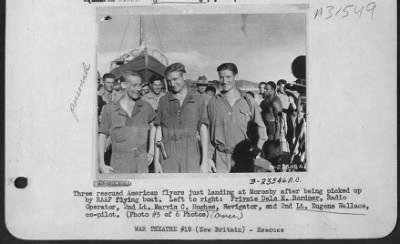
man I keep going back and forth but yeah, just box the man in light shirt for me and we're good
[143,78,166,112]
[276,79,296,114]
[255,81,268,108]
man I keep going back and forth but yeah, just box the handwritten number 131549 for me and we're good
[314,1,376,20]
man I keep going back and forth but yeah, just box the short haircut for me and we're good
[277,79,287,86]
[259,81,268,88]
[217,63,238,75]
[120,71,142,83]
[165,63,186,77]
[266,81,277,90]
[103,73,115,81]
[151,79,163,85]
[205,86,216,94]
[149,75,163,84]
[142,82,149,87]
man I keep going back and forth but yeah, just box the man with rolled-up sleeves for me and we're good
[207,63,268,173]
[153,63,210,173]
[98,71,156,174]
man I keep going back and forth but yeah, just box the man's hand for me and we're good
[249,145,261,158]
[99,164,114,174]
[154,160,163,173]
[146,152,154,166]
[200,160,209,173]
[209,159,216,173]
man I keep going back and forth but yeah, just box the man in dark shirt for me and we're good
[97,73,115,120]
[97,73,118,166]
[206,86,216,97]
[196,75,212,106]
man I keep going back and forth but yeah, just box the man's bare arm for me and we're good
[147,122,156,165]
[153,126,163,173]
[199,124,210,173]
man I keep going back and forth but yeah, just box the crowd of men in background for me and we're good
[97,62,306,174]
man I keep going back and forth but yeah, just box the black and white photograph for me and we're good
[96,12,307,174]
[4,0,397,240]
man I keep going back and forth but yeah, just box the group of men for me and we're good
[97,62,306,174]
[255,80,306,171]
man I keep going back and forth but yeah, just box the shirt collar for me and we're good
[167,92,177,101]
[216,90,246,100]
[167,90,195,102]
[112,94,144,117]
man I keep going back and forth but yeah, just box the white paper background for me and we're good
[5,0,397,240]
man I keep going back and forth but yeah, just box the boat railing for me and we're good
[151,49,169,66]
[110,48,168,71]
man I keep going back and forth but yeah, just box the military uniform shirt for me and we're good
[99,97,156,173]
[207,93,267,172]
[154,91,208,173]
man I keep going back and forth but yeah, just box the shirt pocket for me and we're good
[239,107,251,125]
[111,126,130,143]
[110,114,128,143]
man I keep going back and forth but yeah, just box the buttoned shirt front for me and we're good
[99,96,156,153]
[154,91,208,173]
[155,91,207,142]
[207,93,267,151]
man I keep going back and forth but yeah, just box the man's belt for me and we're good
[163,132,197,143]
[112,146,146,156]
